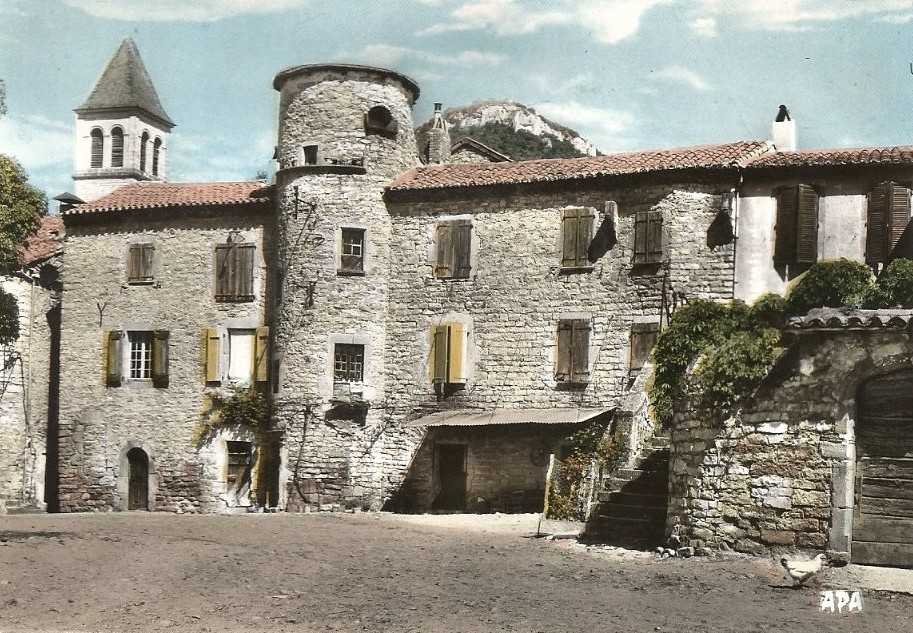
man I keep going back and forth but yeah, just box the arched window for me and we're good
[139,131,150,172]
[152,137,162,176]
[110,127,124,168]
[90,128,104,168]
[365,105,397,136]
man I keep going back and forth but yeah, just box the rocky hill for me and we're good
[415,99,601,161]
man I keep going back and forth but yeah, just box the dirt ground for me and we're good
[0,512,910,633]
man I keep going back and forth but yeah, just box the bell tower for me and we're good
[73,38,175,202]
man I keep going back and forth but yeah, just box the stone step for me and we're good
[650,436,671,449]
[591,502,667,522]
[597,489,668,506]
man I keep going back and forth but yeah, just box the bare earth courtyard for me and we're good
[1,512,911,633]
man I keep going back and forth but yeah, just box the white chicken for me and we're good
[780,553,828,586]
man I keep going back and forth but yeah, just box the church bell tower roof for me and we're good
[75,38,175,129]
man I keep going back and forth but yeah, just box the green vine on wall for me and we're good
[0,288,18,344]
[193,386,273,446]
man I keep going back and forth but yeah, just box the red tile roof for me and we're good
[17,215,64,266]
[745,146,913,169]
[388,140,770,192]
[64,181,272,215]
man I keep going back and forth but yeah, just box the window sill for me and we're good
[558,266,594,275]
[337,269,366,277]
[126,279,156,286]
[215,296,256,303]
[555,380,589,391]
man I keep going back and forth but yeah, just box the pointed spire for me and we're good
[76,38,175,128]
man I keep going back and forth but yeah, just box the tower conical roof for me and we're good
[76,38,175,128]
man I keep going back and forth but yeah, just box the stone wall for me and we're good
[668,326,913,557]
[58,207,273,512]
[0,273,57,511]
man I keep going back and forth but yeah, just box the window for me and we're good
[302,144,318,165]
[339,228,365,274]
[111,127,124,168]
[866,181,911,266]
[365,105,397,135]
[629,322,660,373]
[435,219,472,279]
[430,323,465,384]
[152,138,162,176]
[90,128,104,168]
[774,184,819,265]
[334,344,364,383]
[139,131,149,172]
[203,326,269,384]
[215,242,255,302]
[226,441,252,486]
[633,210,663,264]
[106,329,168,387]
[561,208,595,268]
[555,319,590,384]
[126,243,154,284]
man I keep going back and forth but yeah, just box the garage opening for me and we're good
[127,447,149,511]
[853,368,913,566]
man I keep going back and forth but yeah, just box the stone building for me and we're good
[0,216,62,513]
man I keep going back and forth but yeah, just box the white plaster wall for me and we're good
[734,193,781,302]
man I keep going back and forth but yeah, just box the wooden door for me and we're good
[853,369,913,566]
[435,444,467,512]
[127,448,149,511]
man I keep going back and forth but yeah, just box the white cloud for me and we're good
[690,0,913,32]
[533,100,639,152]
[62,0,311,22]
[168,129,274,183]
[417,0,669,43]
[650,65,711,92]
[338,44,505,68]
[0,114,72,170]
[689,16,717,37]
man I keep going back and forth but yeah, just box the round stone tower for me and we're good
[271,64,421,510]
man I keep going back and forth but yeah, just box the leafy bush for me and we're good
[0,288,18,344]
[874,258,913,308]
[785,259,873,315]
[649,297,785,426]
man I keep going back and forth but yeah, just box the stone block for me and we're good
[819,441,846,460]
[757,422,788,435]
[829,507,853,552]
[760,529,796,546]
[793,489,828,507]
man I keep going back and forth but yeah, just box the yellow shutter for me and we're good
[204,327,221,382]
[254,326,269,383]
[104,330,123,387]
[447,323,464,383]
[430,325,447,382]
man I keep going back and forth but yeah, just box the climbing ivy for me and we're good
[193,387,272,445]
[0,288,17,344]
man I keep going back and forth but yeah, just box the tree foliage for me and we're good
[870,258,913,308]
[0,154,45,270]
[785,258,873,314]
[0,288,18,343]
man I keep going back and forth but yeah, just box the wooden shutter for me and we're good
[204,327,221,382]
[111,128,124,168]
[435,222,454,278]
[634,212,647,264]
[447,323,464,383]
[215,244,232,298]
[570,319,591,383]
[774,187,798,264]
[890,183,911,255]
[795,184,819,264]
[629,322,660,372]
[127,243,154,282]
[645,211,663,263]
[254,326,269,383]
[236,244,255,298]
[867,182,890,264]
[90,129,103,168]
[151,330,169,388]
[556,320,573,381]
[431,324,448,382]
[105,330,123,387]
[562,209,581,267]
[454,220,472,279]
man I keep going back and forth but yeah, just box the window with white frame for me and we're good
[227,329,255,383]
[334,343,364,383]
[203,326,269,385]
[105,329,169,387]
[339,228,365,274]
[129,331,153,379]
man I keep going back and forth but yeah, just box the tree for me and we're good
[0,154,45,269]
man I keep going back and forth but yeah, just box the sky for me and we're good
[2,0,913,202]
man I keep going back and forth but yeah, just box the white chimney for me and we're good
[772,104,796,151]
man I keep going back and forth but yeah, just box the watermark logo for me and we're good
[820,590,863,613]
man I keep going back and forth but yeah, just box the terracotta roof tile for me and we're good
[17,215,64,266]
[786,308,913,330]
[388,140,770,192]
[745,146,913,169]
[63,181,271,216]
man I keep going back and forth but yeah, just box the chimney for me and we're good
[772,104,796,151]
[425,102,451,164]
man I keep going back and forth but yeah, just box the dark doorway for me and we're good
[435,444,467,512]
[127,448,149,511]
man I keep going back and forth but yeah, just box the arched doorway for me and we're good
[127,447,149,511]
[853,369,913,566]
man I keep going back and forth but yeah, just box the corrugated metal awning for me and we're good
[404,408,611,428]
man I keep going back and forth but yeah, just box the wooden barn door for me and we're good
[127,448,149,511]
[853,369,913,566]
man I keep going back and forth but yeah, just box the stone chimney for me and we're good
[425,102,451,164]
[772,104,796,151]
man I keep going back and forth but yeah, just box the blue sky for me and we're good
[2,0,913,201]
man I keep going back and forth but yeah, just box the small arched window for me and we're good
[365,106,397,136]
[152,137,162,176]
[90,128,104,168]
[111,127,124,168]
[139,131,149,172]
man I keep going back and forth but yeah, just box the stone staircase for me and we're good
[582,434,670,548]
